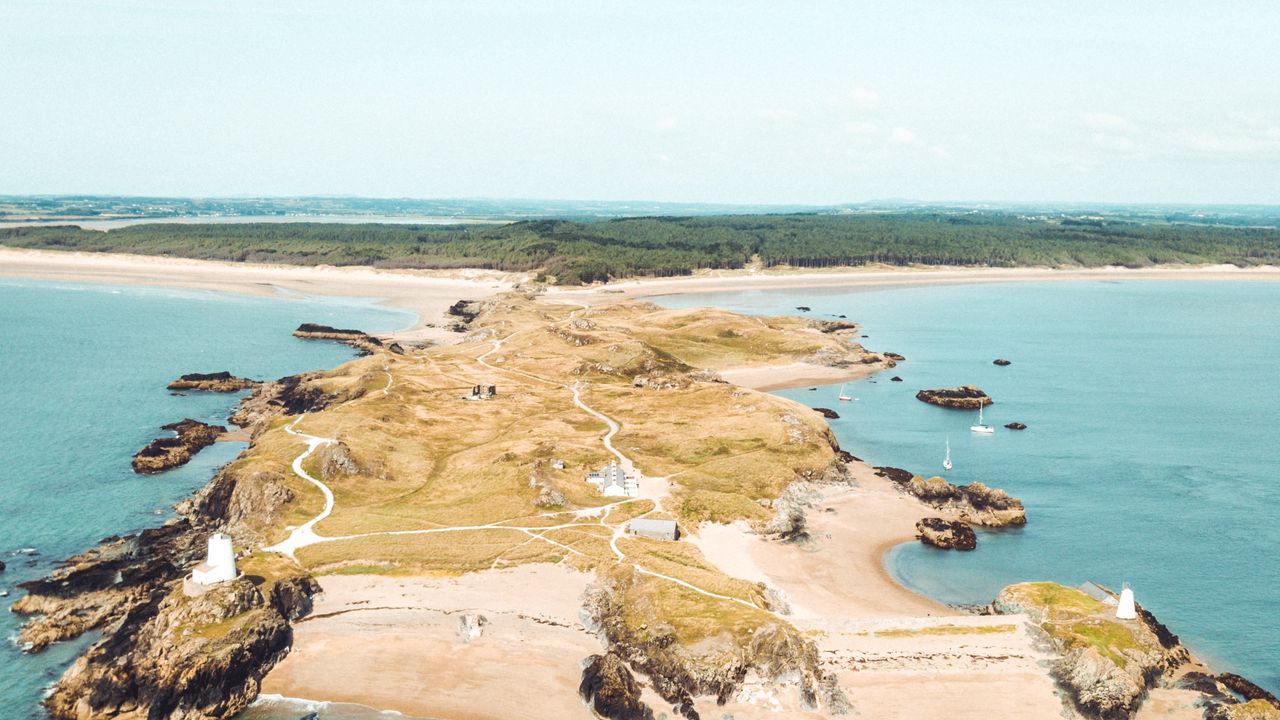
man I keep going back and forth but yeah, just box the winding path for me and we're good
[268,327,770,612]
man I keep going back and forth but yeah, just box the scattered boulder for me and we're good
[795,306,811,312]
[579,652,654,720]
[915,385,993,410]
[812,407,840,419]
[994,358,1012,366]
[916,517,977,550]
[890,376,903,382]
[1005,422,1027,430]
[166,371,259,392]
[132,419,225,474]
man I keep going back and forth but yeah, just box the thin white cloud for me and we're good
[851,86,880,108]
[889,127,917,145]
[1082,112,1127,129]
[757,108,798,122]
[845,120,878,135]
[654,115,680,133]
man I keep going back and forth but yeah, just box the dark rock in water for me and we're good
[1176,671,1224,697]
[874,466,914,484]
[167,371,259,392]
[796,306,811,312]
[0,559,5,572]
[301,713,319,720]
[916,517,977,551]
[884,352,906,361]
[579,652,654,720]
[837,314,847,318]
[993,358,1012,366]
[890,376,903,382]
[293,323,385,355]
[812,407,840,419]
[916,386,993,409]
[132,419,225,474]
[834,450,857,463]
[1217,673,1280,707]
[808,387,817,391]
[1005,422,1027,430]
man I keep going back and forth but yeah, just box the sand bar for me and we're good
[0,247,518,345]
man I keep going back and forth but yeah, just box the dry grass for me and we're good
[874,623,1018,638]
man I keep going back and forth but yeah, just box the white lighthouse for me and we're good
[191,533,238,586]
[1116,584,1137,620]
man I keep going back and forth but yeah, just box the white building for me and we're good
[587,460,636,496]
[627,518,679,541]
[1116,585,1137,620]
[191,533,238,586]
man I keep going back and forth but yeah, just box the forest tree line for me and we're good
[2,213,1278,284]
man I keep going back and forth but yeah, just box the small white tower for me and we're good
[191,533,238,586]
[1116,584,1137,620]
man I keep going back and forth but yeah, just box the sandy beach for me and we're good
[0,247,518,345]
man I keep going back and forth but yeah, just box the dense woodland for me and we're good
[3,213,1279,284]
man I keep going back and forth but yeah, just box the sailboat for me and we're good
[943,437,953,471]
[838,383,853,402]
[970,403,995,434]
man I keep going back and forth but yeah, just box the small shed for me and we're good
[1078,581,1118,605]
[628,518,679,542]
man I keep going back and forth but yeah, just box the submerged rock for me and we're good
[166,371,259,392]
[1005,422,1027,430]
[915,386,993,409]
[916,517,977,550]
[890,375,903,382]
[579,652,654,720]
[994,358,1012,366]
[132,419,225,474]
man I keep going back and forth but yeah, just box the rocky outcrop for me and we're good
[43,574,317,720]
[229,372,360,435]
[993,582,1193,720]
[583,568,849,718]
[890,376,903,382]
[293,323,392,355]
[807,319,858,334]
[167,372,259,392]
[994,358,1012,366]
[882,471,1026,527]
[579,652,655,720]
[132,419,225,473]
[915,517,977,550]
[1005,422,1028,430]
[812,407,840,419]
[1217,674,1280,708]
[915,386,993,409]
[884,352,906,361]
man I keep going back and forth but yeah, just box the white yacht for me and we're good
[970,404,994,434]
[943,437,953,471]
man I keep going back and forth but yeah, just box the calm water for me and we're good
[0,279,414,718]
[657,281,1280,694]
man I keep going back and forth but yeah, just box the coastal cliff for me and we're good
[132,419,225,473]
[993,582,1191,719]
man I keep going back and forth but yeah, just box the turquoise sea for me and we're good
[0,279,414,718]
[656,280,1280,695]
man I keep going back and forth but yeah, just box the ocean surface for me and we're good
[0,278,414,718]
[656,281,1280,695]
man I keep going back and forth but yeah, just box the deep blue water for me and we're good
[656,281,1280,694]
[0,279,414,718]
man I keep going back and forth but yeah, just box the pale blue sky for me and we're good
[2,1,1278,204]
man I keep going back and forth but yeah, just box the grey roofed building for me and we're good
[1079,581,1118,605]
[627,518,679,541]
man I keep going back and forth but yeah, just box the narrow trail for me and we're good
[267,323,771,613]
[263,415,336,560]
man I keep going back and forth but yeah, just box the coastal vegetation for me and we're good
[5,212,1280,283]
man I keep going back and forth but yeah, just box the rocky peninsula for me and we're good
[167,371,259,392]
[132,419,226,473]
[292,322,399,355]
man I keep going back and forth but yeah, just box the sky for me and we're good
[2,1,1279,205]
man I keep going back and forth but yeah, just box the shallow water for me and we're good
[656,280,1280,694]
[0,278,414,718]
